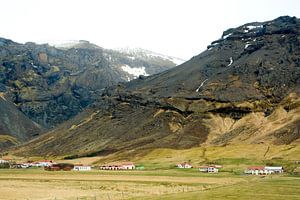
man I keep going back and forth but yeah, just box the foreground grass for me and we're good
[0,168,299,200]
[136,176,300,200]
[0,168,245,200]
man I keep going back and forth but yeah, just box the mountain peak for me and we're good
[209,15,300,50]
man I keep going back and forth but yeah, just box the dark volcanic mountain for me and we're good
[13,16,300,158]
[0,39,179,147]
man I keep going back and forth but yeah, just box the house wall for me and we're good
[74,166,91,171]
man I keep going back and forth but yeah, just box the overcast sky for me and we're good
[0,0,299,59]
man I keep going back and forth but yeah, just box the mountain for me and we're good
[0,38,178,131]
[12,16,300,159]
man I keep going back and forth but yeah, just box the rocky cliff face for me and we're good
[13,16,300,158]
[0,39,178,129]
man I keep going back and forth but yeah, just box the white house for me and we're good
[119,162,135,170]
[177,162,192,168]
[73,165,92,171]
[199,165,222,173]
[0,159,9,164]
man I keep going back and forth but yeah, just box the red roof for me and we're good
[247,166,265,170]
[120,162,135,166]
[178,162,191,166]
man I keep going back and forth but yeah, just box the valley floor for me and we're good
[0,169,299,200]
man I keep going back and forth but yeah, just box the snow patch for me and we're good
[223,33,232,39]
[245,42,251,49]
[228,57,233,66]
[121,65,149,79]
[127,56,135,60]
[196,79,208,92]
[244,25,263,33]
[31,62,38,69]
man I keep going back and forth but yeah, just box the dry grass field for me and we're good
[0,168,299,200]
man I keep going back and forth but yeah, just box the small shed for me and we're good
[199,165,222,173]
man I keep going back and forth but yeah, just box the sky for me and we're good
[0,0,299,60]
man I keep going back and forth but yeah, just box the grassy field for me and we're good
[0,168,299,200]
[2,144,300,199]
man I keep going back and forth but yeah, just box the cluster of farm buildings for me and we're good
[176,162,284,175]
[0,159,137,171]
[0,158,284,175]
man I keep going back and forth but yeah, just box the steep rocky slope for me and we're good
[0,39,178,129]
[0,93,41,150]
[13,16,300,158]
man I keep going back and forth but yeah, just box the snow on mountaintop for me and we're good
[48,40,102,49]
[116,47,186,65]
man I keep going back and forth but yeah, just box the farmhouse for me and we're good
[177,162,192,168]
[100,162,135,170]
[73,164,92,171]
[199,165,222,173]
[245,166,284,175]
[120,162,135,170]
